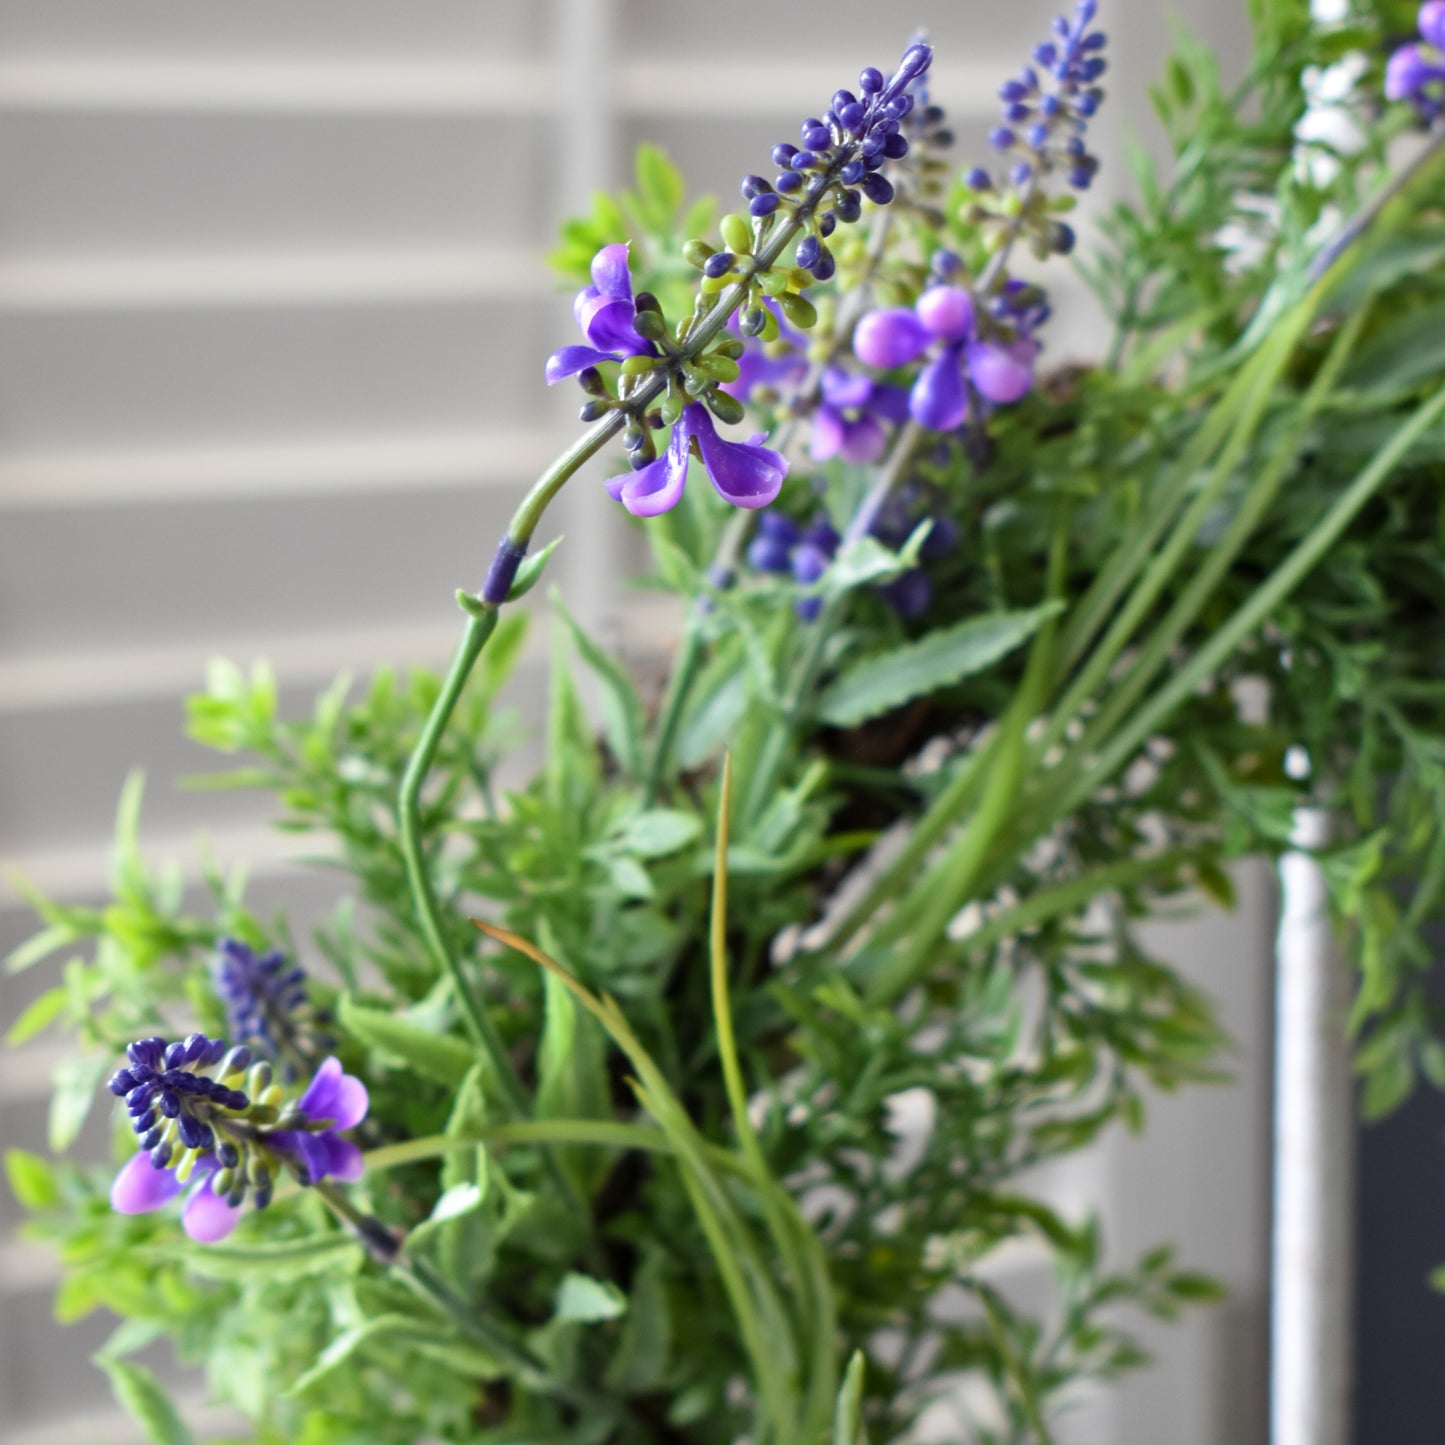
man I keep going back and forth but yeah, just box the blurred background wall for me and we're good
[0,3,1274,1441]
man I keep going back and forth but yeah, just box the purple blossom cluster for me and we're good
[545,243,656,386]
[1386,3,1445,119]
[108,1037,367,1243]
[972,0,1106,208]
[213,937,328,1071]
[724,299,909,464]
[853,261,1043,432]
[747,513,841,620]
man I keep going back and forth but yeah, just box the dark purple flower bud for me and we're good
[839,101,867,131]
[882,132,909,160]
[885,93,914,119]
[750,193,781,217]
[740,174,770,199]
[150,1142,172,1169]
[703,252,734,279]
[1068,166,1093,189]
[791,149,818,170]
[861,133,886,159]
[164,1041,188,1070]
[1082,57,1106,81]
[840,158,866,185]
[160,1091,180,1118]
[481,535,527,605]
[776,170,803,193]
[818,211,837,237]
[134,1110,156,1133]
[884,42,933,102]
[965,167,993,190]
[836,190,863,223]
[990,127,1016,150]
[813,246,837,282]
[1076,91,1101,116]
[999,80,1028,102]
[859,66,885,94]
[860,172,895,206]
[1011,161,1034,186]
[803,124,832,151]
[772,142,798,167]
[833,88,857,112]
[932,250,964,279]
[1004,101,1031,122]
[1049,220,1077,254]
[796,235,821,270]
[109,1069,137,1096]
[1026,121,1050,148]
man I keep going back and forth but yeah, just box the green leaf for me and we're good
[49,1053,110,1153]
[635,143,685,227]
[6,985,67,1044]
[554,1271,628,1324]
[832,1350,868,1445]
[619,809,703,858]
[338,996,476,1087]
[506,535,564,602]
[5,923,77,974]
[99,1359,197,1445]
[5,1148,59,1209]
[553,594,646,778]
[816,603,1063,727]
[170,1233,361,1283]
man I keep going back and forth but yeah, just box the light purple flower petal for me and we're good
[967,339,1036,405]
[573,284,602,332]
[579,295,644,355]
[820,366,874,411]
[910,349,970,432]
[298,1057,368,1129]
[809,405,847,461]
[111,1151,183,1214]
[590,242,633,301]
[854,308,934,369]
[321,1135,365,1183]
[181,1175,243,1244]
[545,344,613,385]
[916,285,976,343]
[604,424,691,517]
[1387,43,1430,100]
[687,404,787,510]
[838,414,887,464]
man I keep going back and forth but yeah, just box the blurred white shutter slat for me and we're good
[0,4,1259,1443]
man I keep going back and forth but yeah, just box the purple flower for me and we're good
[1386,4,1445,117]
[811,367,910,463]
[854,282,1039,431]
[265,1057,368,1188]
[546,243,658,384]
[746,513,840,620]
[604,403,787,517]
[724,303,907,464]
[108,1050,367,1244]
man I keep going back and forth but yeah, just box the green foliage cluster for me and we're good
[8,3,1445,1442]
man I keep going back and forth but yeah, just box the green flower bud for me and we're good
[719,213,753,255]
[715,338,745,361]
[634,291,663,315]
[703,389,746,426]
[739,307,767,338]
[619,355,659,376]
[659,384,684,427]
[777,292,818,330]
[695,353,741,384]
[632,309,669,343]
[580,398,611,422]
[682,238,716,269]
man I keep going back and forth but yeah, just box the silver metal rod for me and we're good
[1271,808,1355,1445]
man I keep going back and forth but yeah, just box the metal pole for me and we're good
[1270,808,1355,1445]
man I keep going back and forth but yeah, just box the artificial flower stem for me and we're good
[396,612,530,1112]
